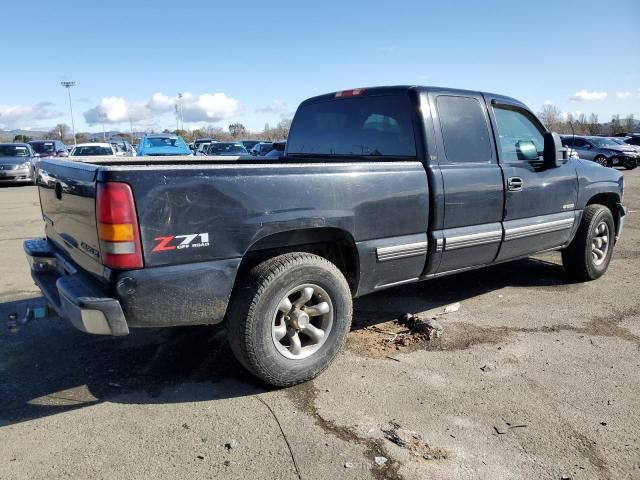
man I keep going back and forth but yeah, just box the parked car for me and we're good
[28,140,68,158]
[250,142,273,156]
[25,86,626,387]
[561,135,638,169]
[240,140,261,152]
[262,141,286,158]
[191,138,215,153]
[206,142,248,156]
[0,143,38,184]
[195,142,214,156]
[108,138,136,157]
[137,135,191,156]
[69,143,117,157]
[624,135,640,147]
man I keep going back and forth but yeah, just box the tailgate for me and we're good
[37,159,105,278]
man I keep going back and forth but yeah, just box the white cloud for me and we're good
[0,102,62,129]
[83,91,240,125]
[543,100,554,106]
[616,91,632,99]
[256,100,287,114]
[570,89,608,101]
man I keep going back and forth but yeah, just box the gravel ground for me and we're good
[0,170,639,480]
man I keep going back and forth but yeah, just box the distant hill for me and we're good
[0,129,49,141]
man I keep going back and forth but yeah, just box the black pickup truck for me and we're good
[25,86,626,386]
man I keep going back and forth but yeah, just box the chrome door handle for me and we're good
[507,177,523,191]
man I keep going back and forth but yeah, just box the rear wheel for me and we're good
[227,253,352,386]
[561,205,615,281]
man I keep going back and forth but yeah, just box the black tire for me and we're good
[561,205,615,281]
[622,158,637,170]
[593,155,609,168]
[227,252,352,387]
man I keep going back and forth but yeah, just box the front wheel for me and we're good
[593,155,610,168]
[561,205,615,281]
[227,253,352,386]
[622,158,638,170]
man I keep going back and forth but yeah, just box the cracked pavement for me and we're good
[1,170,639,479]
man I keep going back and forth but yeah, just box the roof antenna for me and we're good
[569,113,575,149]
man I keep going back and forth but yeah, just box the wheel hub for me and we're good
[271,284,334,360]
[288,308,310,330]
[591,221,610,266]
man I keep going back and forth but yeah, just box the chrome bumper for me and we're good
[24,238,129,336]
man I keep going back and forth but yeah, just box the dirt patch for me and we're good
[348,320,512,358]
[348,306,640,358]
[382,421,448,461]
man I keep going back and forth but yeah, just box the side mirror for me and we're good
[516,140,539,161]
[543,132,565,169]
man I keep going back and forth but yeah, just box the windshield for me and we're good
[145,137,186,148]
[0,145,30,157]
[29,142,56,154]
[590,138,619,148]
[71,146,113,156]
[208,143,247,155]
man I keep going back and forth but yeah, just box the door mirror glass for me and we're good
[516,140,539,161]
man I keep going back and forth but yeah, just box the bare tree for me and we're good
[587,113,600,135]
[538,104,563,131]
[228,123,246,138]
[623,114,635,134]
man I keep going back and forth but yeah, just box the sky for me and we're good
[1,0,638,134]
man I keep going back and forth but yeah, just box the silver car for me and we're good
[561,135,639,169]
[0,143,39,184]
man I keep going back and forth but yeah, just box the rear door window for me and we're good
[436,95,492,163]
[287,95,416,157]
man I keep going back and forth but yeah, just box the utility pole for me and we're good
[174,104,179,133]
[178,93,184,131]
[60,81,77,145]
[99,112,107,141]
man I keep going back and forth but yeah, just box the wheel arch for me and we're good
[235,228,360,294]
[586,192,621,234]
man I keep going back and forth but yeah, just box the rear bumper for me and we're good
[24,238,241,335]
[24,238,129,335]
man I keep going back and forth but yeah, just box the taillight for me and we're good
[335,88,365,98]
[96,182,143,269]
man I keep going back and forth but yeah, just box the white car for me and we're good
[69,143,117,157]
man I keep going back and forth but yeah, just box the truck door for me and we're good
[486,97,579,261]
[427,92,505,273]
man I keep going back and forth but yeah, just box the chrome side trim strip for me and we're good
[504,218,574,241]
[376,241,428,262]
[374,277,420,289]
[445,230,503,251]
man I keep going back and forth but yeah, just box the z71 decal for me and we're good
[152,233,210,252]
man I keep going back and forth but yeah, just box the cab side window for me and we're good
[493,107,544,163]
[436,95,492,163]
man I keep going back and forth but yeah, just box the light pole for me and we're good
[178,93,184,131]
[99,112,107,141]
[60,81,77,145]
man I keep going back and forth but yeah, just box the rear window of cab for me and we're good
[287,95,417,157]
